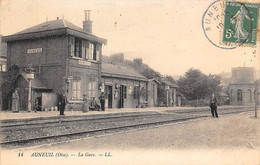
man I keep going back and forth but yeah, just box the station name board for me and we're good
[78,60,91,66]
[27,48,42,54]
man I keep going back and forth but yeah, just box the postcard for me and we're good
[0,0,259,164]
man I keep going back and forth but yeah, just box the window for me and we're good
[82,40,86,59]
[70,37,98,61]
[69,36,75,57]
[134,86,139,99]
[237,89,242,102]
[75,39,82,58]
[0,64,6,72]
[87,43,95,60]
[88,81,96,98]
[96,50,100,61]
[72,77,82,99]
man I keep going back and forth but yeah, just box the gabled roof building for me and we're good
[3,11,107,110]
[101,63,149,109]
[2,11,158,111]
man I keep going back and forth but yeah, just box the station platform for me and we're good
[0,105,255,121]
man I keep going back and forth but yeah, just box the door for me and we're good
[119,85,125,108]
[105,85,113,109]
[35,96,42,111]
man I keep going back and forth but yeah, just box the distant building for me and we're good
[158,80,178,106]
[229,67,257,105]
[148,78,160,107]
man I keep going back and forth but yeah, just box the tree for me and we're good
[177,68,222,100]
[133,58,143,66]
[164,75,176,84]
[141,68,162,79]
[0,65,19,105]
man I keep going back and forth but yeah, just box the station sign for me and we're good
[27,48,42,54]
[78,60,91,66]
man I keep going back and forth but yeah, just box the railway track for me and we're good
[0,113,160,128]
[0,107,253,148]
[0,115,208,147]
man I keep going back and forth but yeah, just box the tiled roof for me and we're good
[21,73,51,90]
[102,63,148,81]
[149,78,161,84]
[162,80,179,88]
[3,19,106,44]
[31,74,51,90]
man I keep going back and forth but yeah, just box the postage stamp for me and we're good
[202,0,259,49]
[222,1,259,46]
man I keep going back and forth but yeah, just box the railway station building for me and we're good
[2,11,163,111]
[101,63,149,109]
[3,11,106,110]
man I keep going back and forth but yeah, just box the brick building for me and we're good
[3,11,106,110]
[0,35,7,110]
[2,11,164,111]
[101,63,150,109]
[229,67,257,105]
[158,80,178,106]
[148,78,160,107]
[0,35,7,72]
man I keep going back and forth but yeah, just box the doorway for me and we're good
[119,85,126,108]
[35,96,42,111]
[105,85,112,108]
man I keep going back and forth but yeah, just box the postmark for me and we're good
[202,0,259,49]
[222,1,259,46]
[202,0,236,49]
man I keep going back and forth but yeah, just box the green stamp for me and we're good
[222,1,259,46]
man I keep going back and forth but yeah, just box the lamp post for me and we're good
[25,63,34,112]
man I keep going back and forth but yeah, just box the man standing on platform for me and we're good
[59,90,67,115]
[209,93,218,118]
[99,92,106,111]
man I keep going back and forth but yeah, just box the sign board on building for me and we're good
[78,60,91,66]
[25,73,34,79]
[27,48,42,54]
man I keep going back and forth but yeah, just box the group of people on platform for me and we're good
[11,88,218,118]
[58,91,106,115]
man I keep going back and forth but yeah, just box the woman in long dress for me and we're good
[12,89,20,112]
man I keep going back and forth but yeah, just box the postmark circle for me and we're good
[202,0,254,49]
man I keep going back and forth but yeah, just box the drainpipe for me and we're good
[255,81,258,117]
[138,80,140,107]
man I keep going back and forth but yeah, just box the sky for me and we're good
[0,0,259,76]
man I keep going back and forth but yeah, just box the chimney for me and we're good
[83,10,92,33]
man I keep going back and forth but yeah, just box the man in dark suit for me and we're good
[209,94,218,118]
[59,91,67,115]
[99,92,106,111]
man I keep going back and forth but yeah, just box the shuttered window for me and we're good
[72,76,82,99]
[88,81,97,98]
